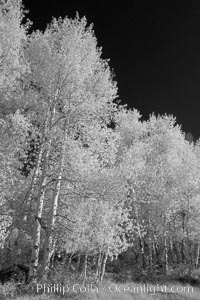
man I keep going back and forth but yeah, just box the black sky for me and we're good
[23,1,200,139]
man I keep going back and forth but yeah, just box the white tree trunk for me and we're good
[82,253,88,285]
[29,105,56,280]
[42,120,66,278]
[100,251,108,282]
[95,251,102,280]
[42,170,62,277]
[196,244,200,268]
[164,231,168,274]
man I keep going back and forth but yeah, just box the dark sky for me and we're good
[23,1,200,139]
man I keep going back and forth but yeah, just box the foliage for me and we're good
[1,0,200,292]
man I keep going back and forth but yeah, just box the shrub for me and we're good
[0,281,17,298]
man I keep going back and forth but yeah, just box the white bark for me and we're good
[95,251,102,280]
[196,244,200,268]
[42,120,66,277]
[164,231,168,274]
[29,104,56,280]
[100,251,108,282]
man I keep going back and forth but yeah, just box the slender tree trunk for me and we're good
[95,251,102,280]
[50,246,56,270]
[186,196,190,265]
[138,237,145,269]
[42,172,61,277]
[181,211,186,263]
[181,240,185,263]
[67,253,74,271]
[30,166,47,279]
[42,120,66,278]
[152,239,156,265]
[174,241,181,265]
[196,244,200,268]
[29,105,55,281]
[169,237,174,264]
[45,238,56,271]
[82,254,88,285]
[147,214,152,270]
[153,234,159,263]
[164,231,168,274]
[42,159,64,277]
[148,237,152,271]
[100,252,108,282]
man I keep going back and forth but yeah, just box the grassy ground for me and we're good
[1,265,200,300]
[2,280,199,300]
